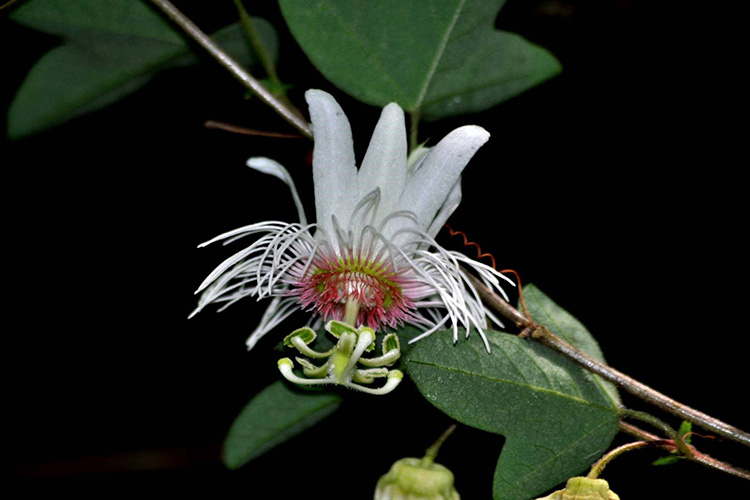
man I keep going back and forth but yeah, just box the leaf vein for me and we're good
[408,359,616,411]
[414,0,467,111]
[502,417,617,494]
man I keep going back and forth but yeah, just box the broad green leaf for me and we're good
[8,0,278,139]
[406,285,619,500]
[9,0,184,41]
[522,284,620,404]
[222,380,342,470]
[278,0,561,119]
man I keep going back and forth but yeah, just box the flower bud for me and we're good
[374,457,460,500]
[536,477,620,500]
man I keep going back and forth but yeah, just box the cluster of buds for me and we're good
[277,319,403,395]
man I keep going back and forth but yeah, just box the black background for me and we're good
[4,0,748,498]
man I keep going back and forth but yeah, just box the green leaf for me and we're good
[405,285,619,500]
[652,420,692,466]
[9,0,183,41]
[652,455,681,466]
[8,0,278,139]
[522,284,620,404]
[678,420,693,443]
[278,0,561,119]
[222,380,342,470]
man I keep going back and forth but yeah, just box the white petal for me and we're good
[425,178,462,240]
[396,125,489,232]
[357,103,407,226]
[246,157,307,226]
[305,89,358,241]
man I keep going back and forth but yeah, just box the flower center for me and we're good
[292,254,415,329]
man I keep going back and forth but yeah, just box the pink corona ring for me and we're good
[291,248,426,330]
[191,89,513,352]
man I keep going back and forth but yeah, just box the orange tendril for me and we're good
[443,225,530,319]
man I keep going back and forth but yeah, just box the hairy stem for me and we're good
[462,271,750,448]
[618,421,750,480]
[619,409,693,458]
[149,0,312,138]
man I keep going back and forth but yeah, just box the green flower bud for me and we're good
[374,457,460,500]
[536,477,620,500]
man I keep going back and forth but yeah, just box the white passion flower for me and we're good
[191,89,513,355]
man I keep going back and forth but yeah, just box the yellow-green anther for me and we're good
[283,327,317,346]
[353,367,389,384]
[278,357,294,369]
[384,333,400,353]
[359,332,401,367]
[358,347,401,367]
[359,326,377,352]
[290,335,333,358]
[326,320,358,338]
[535,477,620,500]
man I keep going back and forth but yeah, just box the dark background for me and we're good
[4,0,748,498]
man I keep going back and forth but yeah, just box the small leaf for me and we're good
[406,285,620,500]
[678,420,693,444]
[278,0,560,119]
[652,420,692,466]
[222,380,342,470]
[8,0,278,139]
[652,455,681,466]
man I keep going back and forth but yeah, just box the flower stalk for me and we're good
[423,424,457,467]
[587,440,661,480]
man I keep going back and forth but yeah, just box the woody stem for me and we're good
[149,0,312,138]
